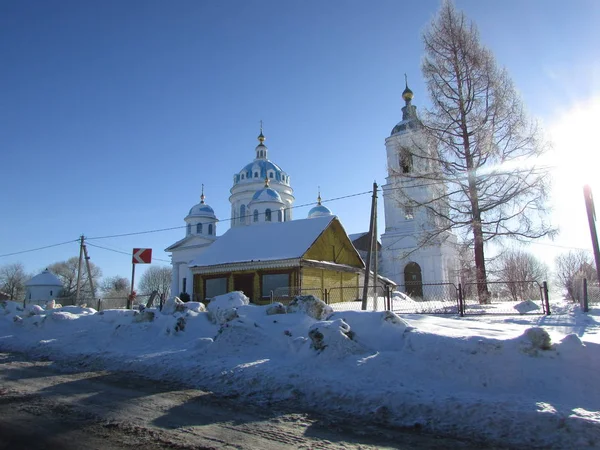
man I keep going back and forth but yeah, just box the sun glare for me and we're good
[541,96,600,253]
[548,96,600,195]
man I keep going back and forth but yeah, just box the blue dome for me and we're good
[236,159,287,183]
[308,204,333,218]
[188,203,216,218]
[251,187,283,203]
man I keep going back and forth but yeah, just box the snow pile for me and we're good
[207,291,249,324]
[161,296,186,315]
[287,294,333,319]
[328,310,413,351]
[514,299,541,314]
[308,318,366,356]
[0,297,599,449]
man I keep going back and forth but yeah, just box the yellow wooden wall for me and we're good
[193,274,203,301]
[300,267,359,303]
[192,268,300,304]
[302,220,364,268]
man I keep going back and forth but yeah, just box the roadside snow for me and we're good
[1,293,599,449]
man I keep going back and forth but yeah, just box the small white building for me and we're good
[25,269,63,302]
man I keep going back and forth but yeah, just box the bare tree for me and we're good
[47,257,102,301]
[0,263,29,300]
[555,250,596,301]
[138,266,171,298]
[491,249,548,301]
[100,275,130,298]
[395,1,555,302]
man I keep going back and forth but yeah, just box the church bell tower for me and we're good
[380,77,458,295]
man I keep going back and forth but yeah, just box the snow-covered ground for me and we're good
[1,294,599,449]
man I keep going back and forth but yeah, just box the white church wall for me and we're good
[170,243,213,298]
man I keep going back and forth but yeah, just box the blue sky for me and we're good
[1,0,599,286]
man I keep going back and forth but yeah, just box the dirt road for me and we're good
[0,353,500,449]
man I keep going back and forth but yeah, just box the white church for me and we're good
[166,84,458,300]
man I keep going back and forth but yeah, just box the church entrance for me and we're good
[233,274,254,300]
[404,262,423,299]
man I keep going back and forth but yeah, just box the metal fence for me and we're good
[271,287,325,306]
[327,286,389,311]
[23,296,79,308]
[270,286,390,311]
[96,293,156,311]
[267,280,550,316]
[392,282,460,315]
[461,280,548,316]
[23,293,159,312]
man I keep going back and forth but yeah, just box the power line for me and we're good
[86,189,374,241]
[86,225,186,241]
[526,241,593,252]
[0,239,79,258]
[86,242,171,263]
[1,165,559,255]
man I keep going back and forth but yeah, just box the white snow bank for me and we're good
[0,297,599,449]
[328,310,414,351]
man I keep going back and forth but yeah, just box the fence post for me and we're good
[96,298,101,312]
[324,289,329,305]
[270,290,274,304]
[583,278,589,313]
[543,281,551,315]
[458,283,464,317]
[386,285,391,311]
[159,293,164,311]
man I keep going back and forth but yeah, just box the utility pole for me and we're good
[372,184,378,310]
[82,243,96,301]
[361,182,378,310]
[75,235,84,304]
[583,185,600,284]
[129,263,136,310]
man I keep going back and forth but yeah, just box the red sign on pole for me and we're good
[132,248,152,264]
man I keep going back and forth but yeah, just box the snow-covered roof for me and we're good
[164,234,214,252]
[25,269,62,287]
[348,232,368,242]
[190,215,336,267]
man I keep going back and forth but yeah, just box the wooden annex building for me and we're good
[189,215,365,304]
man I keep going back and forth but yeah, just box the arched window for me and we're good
[240,205,246,224]
[241,174,244,180]
[269,172,274,178]
[404,262,423,298]
[265,209,272,221]
[278,210,282,222]
[208,224,213,235]
[196,223,203,234]
[254,172,258,178]
[187,224,191,235]
[400,148,413,174]
[253,209,258,222]
[404,204,414,220]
